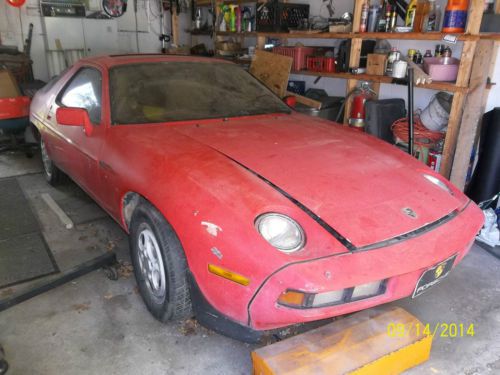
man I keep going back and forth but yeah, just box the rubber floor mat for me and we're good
[54,185,107,225]
[0,178,39,239]
[0,178,58,288]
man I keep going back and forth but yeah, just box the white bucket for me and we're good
[421,92,453,131]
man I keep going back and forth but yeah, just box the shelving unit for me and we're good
[291,70,468,93]
[217,31,477,41]
[207,0,497,189]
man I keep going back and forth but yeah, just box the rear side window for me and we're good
[59,68,102,124]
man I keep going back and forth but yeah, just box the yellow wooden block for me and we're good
[252,306,433,375]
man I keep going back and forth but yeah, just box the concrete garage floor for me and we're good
[1,150,500,375]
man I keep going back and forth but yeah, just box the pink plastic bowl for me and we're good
[423,57,460,82]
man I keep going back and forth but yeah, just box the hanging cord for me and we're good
[391,116,444,147]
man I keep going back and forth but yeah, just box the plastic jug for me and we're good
[442,0,469,33]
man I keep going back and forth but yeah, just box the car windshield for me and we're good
[109,61,291,124]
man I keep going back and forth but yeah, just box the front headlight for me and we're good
[423,173,453,195]
[255,213,305,253]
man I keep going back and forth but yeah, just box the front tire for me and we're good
[40,137,62,185]
[129,200,192,322]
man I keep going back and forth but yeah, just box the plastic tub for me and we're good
[273,46,315,71]
[306,56,336,73]
[423,57,460,82]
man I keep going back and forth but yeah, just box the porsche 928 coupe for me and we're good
[30,55,484,342]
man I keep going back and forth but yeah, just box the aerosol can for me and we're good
[219,4,230,31]
[229,4,237,32]
[194,7,202,29]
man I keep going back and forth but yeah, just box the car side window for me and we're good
[59,67,102,125]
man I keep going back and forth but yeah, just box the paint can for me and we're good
[428,150,442,171]
[391,60,408,79]
[420,91,453,131]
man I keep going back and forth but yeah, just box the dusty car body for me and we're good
[30,55,484,342]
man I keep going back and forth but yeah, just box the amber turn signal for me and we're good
[277,290,307,307]
[208,264,250,286]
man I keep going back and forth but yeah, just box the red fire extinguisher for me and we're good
[348,82,376,131]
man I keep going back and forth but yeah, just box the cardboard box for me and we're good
[329,23,352,32]
[367,53,387,76]
[0,69,21,99]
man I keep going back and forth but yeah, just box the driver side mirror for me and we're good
[56,107,93,136]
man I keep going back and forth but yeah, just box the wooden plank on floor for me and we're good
[440,91,466,178]
[252,306,432,375]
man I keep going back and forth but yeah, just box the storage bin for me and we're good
[272,46,315,71]
[423,57,460,82]
[306,56,324,72]
[256,1,310,32]
[306,56,336,73]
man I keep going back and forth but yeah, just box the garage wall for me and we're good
[485,47,500,112]
[0,0,192,82]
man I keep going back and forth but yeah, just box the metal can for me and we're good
[391,60,408,78]
[442,47,452,58]
[367,5,380,32]
[435,44,441,57]
[428,150,442,171]
[386,49,401,74]
[413,50,423,64]
[360,2,369,32]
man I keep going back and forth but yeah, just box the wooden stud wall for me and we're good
[466,0,486,34]
[450,40,495,189]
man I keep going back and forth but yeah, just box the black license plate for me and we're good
[412,254,457,298]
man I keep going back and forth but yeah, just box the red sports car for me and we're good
[30,55,483,342]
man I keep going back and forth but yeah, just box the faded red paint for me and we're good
[30,55,484,331]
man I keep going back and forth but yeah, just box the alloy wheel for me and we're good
[137,227,167,303]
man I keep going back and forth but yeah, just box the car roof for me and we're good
[78,54,233,69]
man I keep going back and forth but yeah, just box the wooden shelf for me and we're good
[216,31,476,41]
[351,32,477,41]
[216,31,257,37]
[290,70,468,93]
[256,32,353,39]
[197,0,258,4]
[189,30,213,36]
[480,33,500,41]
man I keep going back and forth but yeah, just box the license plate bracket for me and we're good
[412,254,457,298]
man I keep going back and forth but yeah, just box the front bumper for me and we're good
[248,201,483,330]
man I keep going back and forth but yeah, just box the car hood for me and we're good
[175,114,466,248]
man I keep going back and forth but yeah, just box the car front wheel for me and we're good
[40,137,62,185]
[129,200,192,322]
